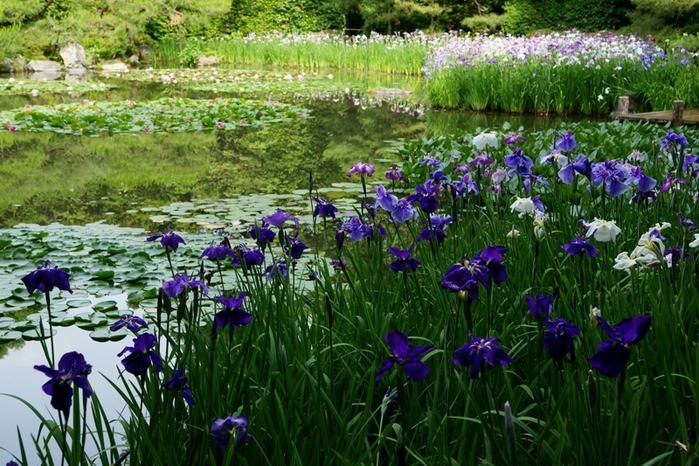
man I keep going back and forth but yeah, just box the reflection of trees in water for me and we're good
[0,338,25,362]
[205,101,422,196]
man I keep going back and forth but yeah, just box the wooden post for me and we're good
[618,96,630,116]
[672,100,684,127]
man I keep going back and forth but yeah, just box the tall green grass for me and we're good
[152,39,428,75]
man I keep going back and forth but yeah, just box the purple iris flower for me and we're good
[263,208,298,229]
[504,147,533,177]
[389,245,420,272]
[211,415,250,449]
[385,165,406,181]
[312,197,339,219]
[561,237,598,257]
[453,333,513,379]
[660,129,689,152]
[35,351,92,414]
[110,314,149,334]
[342,216,369,242]
[407,179,440,214]
[214,292,252,329]
[22,260,72,295]
[146,230,186,252]
[591,160,630,197]
[555,130,578,153]
[470,153,495,166]
[347,161,375,177]
[242,249,264,269]
[118,333,163,377]
[680,212,696,232]
[248,222,276,250]
[666,246,690,266]
[523,174,550,194]
[331,258,347,271]
[559,154,592,184]
[682,154,699,175]
[526,293,552,321]
[164,368,195,406]
[476,245,508,285]
[450,174,479,196]
[200,240,235,262]
[543,318,580,363]
[588,315,652,378]
[375,330,434,382]
[632,189,657,203]
[375,185,398,211]
[628,166,657,194]
[285,234,308,260]
[263,260,288,282]
[162,272,209,298]
[504,132,527,145]
[390,198,417,223]
[418,155,442,168]
[441,256,489,301]
[417,215,452,245]
[660,172,688,191]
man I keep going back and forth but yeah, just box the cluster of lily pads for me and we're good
[0,97,309,135]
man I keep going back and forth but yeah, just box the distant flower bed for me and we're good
[422,31,699,113]
[0,97,309,135]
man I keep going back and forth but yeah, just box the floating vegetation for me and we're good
[0,77,116,96]
[0,97,309,135]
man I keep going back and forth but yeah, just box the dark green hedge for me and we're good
[504,0,632,34]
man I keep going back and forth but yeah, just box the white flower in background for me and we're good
[533,211,548,239]
[99,83,105,87]
[510,197,536,217]
[649,222,671,232]
[507,228,520,239]
[628,149,646,162]
[473,132,499,151]
[689,234,699,248]
[634,230,666,257]
[8,78,14,83]
[30,89,38,96]
[327,74,334,79]
[613,252,637,273]
[597,94,604,101]
[605,87,610,94]
[586,218,621,242]
[589,306,601,324]
[90,84,96,89]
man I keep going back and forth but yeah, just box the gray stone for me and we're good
[59,39,86,72]
[26,60,62,72]
[197,55,218,67]
[128,54,140,64]
[138,45,153,63]
[100,60,129,72]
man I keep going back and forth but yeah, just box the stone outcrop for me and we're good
[60,39,87,73]
[26,60,61,72]
[138,45,153,63]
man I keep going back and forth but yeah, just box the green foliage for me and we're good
[461,12,506,33]
[503,0,631,34]
[228,0,340,34]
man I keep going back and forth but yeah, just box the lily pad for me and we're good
[67,299,92,308]
[93,300,118,312]
[0,330,23,343]
[22,328,57,341]
[89,327,128,342]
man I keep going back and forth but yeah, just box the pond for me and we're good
[0,66,602,462]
